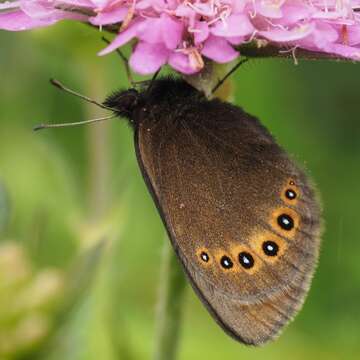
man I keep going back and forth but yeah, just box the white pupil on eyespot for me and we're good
[267,245,274,251]
[201,253,209,262]
[243,257,250,264]
[283,218,290,225]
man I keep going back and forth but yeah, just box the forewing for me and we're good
[134,101,321,344]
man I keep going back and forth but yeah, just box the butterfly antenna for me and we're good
[33,114,116,131]
[50,79,116,111]
[102,36,134,87]
[211,58,249,95]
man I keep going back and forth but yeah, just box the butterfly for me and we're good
[36,75,322,345]
[103,77,322,345]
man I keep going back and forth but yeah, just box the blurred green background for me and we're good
[1,21,360,360]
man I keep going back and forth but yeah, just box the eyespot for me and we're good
[270,207,300,239]
[220,255,233,269]
[229,245,261,273]
[285,189,297,200]
[196,247,212,266]
[238,252,254,269]
[281,179,300,205]
[277,214,294,231]
[200,251,209,263]
[262,241,279,257]
[248,231,287,263]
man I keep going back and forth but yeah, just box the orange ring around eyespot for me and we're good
[248,231,287,264]
[229,245,261,275]
[213,249,238,273]
[269,207,300,240]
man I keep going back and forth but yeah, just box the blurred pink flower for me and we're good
[1,0,360,74]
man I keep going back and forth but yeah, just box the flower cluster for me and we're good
[1,0,360,74]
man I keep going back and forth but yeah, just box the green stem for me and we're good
[153,240,187,360]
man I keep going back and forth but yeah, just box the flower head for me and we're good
[2,0,360,74]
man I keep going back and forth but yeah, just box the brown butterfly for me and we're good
[103,77,322,345]
[36,76,322,345]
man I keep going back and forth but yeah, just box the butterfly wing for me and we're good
[134,98,321,345]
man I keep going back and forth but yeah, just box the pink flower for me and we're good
[1,0,360,74]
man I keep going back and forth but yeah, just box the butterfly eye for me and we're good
[200,251,210,263]
[262,241,279,257]
[285,189,297,200]
[220,255,233,269]
[238,252,254,269]
[277,214,294,231]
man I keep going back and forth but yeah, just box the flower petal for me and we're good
[129,42,169,74]
[193,21,209,44]
[98,21,140,55]
[89,7,128,26]
[279,3,312,25]
[0,10,57,31]
[168,52,199,74]
[160,14,183,49]
[137,17,163,44]
[259,23,315,42]
[232,0,246,12]
[201,36,239,63]
[58,0,94,6]
[211,14,254,37]
[255,0,285,19]
[346,25,360,46]
[299,22,338,50]
[322,43,360,60]
[137,14,182,49]
[0,1,21,10]
[20,1,59,19]
[227,36,245,45]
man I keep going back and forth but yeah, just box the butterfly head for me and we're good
[103,88,140,121]
[103,77,207,127]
